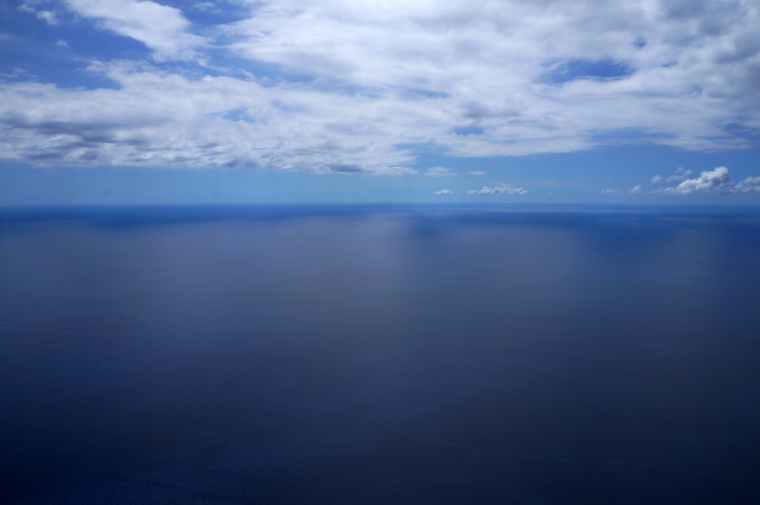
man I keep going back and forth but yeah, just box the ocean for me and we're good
[2,204,760,504]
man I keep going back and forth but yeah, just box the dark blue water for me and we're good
[2,204,760,504]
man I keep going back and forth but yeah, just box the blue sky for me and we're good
[1,0,759,205]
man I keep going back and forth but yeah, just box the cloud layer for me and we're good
[434,184,527,196]
[467,185,528,195]
[604,166,760,195]
[3,0,760,173]
[64,0,206,61]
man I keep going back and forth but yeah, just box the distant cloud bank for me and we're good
[603,166,760,196]
[435,184,527,196]
[467,185,528,195]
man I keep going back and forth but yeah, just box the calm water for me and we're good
[2,205,760,504]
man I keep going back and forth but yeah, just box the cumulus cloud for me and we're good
[661,166,733,194]
[467,184,527,195]
[434,188,453,195]
[605,166,760,197]
[735,176,760,194]
[649,166,759,195]
[6,0,760,173]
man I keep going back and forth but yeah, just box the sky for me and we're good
[1,0,759,205]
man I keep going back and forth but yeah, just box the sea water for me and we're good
[2,204,760,504]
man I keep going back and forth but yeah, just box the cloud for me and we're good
[661,166,733,194]
[63,0,206,61]
[433,184,527,195]
[36,10,58,25]
[19,1,59,26]
[0,62,418,173]
[424,167,457,177]
[467,184,527,195]
[223,0,760,152]
[735,176,760,194]
[606,166,760,196]
[651,167,695,185]
[666,167,693,182]
[6,0,760,173]
[467,170,487,176]
[601,185,645,195]
[652,166,759,196]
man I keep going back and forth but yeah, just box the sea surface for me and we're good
[2,204,760,504]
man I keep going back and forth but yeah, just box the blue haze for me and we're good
[1,205,760,504]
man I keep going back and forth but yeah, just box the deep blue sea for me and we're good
[2,204,760,504]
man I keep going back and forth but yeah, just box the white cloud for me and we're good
[600,185,643,195]
[5,0,760,173]
[661,166,733,194]
[619,166,760,196]
[666,167,693,182]
[424,166,456,177]
[19,1,59,25]
[222,0,760,153]
[653,167,694,185]
[434,188,453,195]
[37,10,58,25]
[467,184,527,195]
[63,0,205,60]
[467,170,487,176]
[734,176,760,194]
[0,62,418,173]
